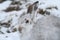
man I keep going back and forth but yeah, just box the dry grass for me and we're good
[0,20,11,28]
[4,6,21,12]
[46,6,58,10]
[12,28,17,32]
[11,1,22,5]
[0,0,6,3]
[0,22,10,28]
[37,9,50,15]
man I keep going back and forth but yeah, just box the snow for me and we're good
[0,1,11,10]
[0,32,20,40]
[0,0,60,40]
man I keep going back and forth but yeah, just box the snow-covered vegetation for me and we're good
[0,0,60,40]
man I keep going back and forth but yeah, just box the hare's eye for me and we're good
[25,20,29,23]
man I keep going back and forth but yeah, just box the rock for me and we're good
[6,30,11,33]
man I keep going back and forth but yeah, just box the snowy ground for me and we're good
[0,0,60,40]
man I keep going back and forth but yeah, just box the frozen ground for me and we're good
[0,0,60,40]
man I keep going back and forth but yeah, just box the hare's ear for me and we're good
[33,1,39,11]
[27,5,33,13]
[33,1,39,5]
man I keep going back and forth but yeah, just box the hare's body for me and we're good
[29,15,60,40]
